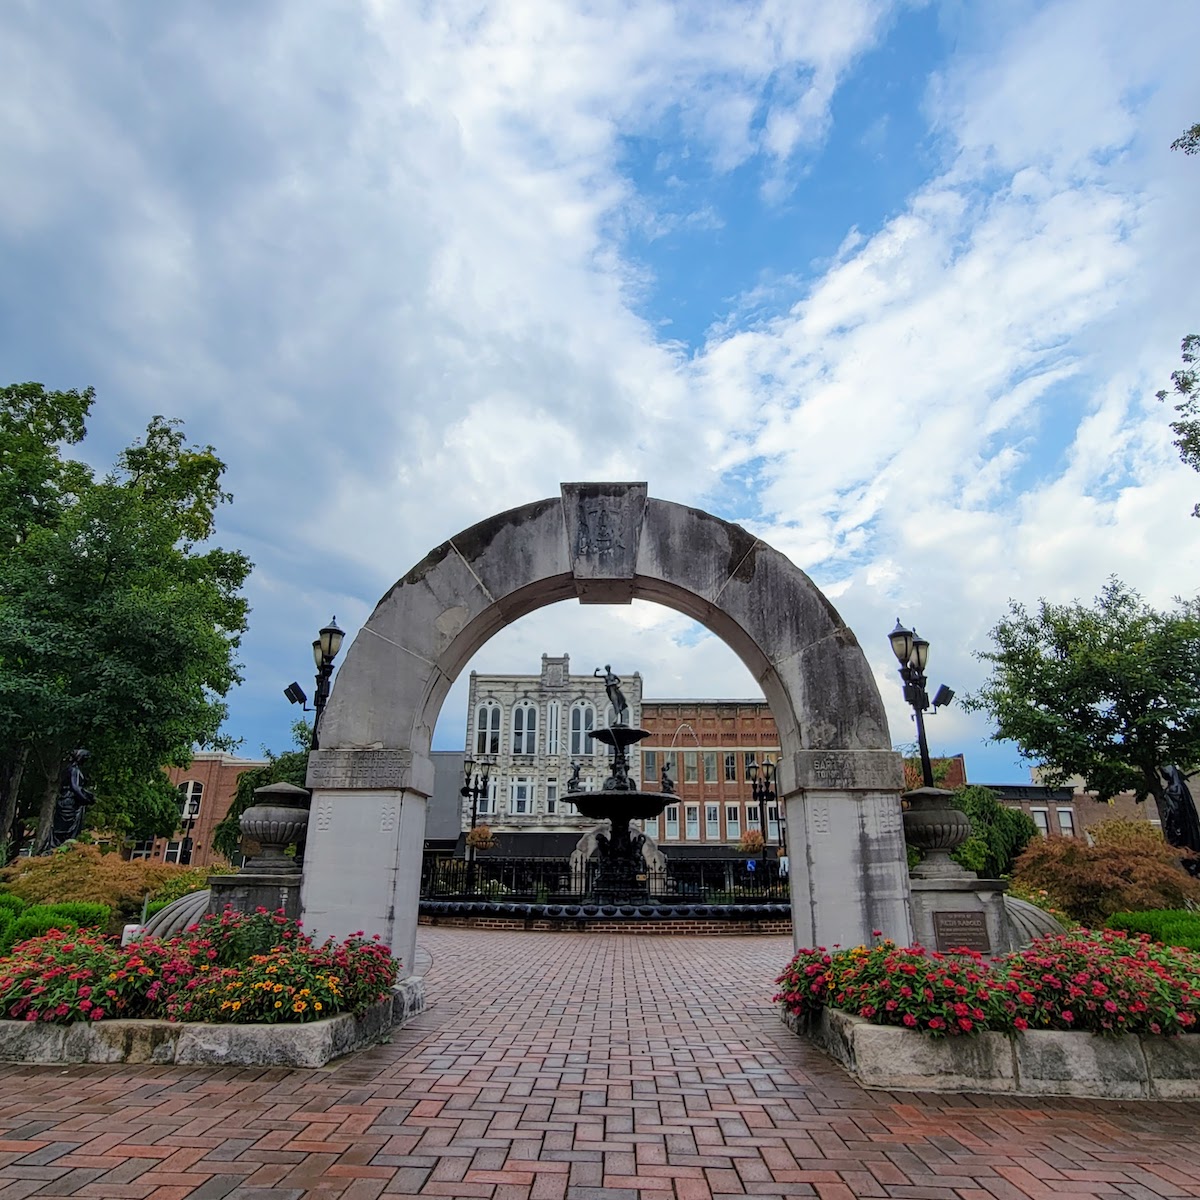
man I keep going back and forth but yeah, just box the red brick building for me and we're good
[153,752,267,868]
[638,700,783,856]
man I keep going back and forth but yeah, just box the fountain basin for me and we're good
[569,791,672,822]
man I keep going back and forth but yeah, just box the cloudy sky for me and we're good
[3,0,1198,782]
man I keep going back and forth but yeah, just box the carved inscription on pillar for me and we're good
[307,749,413,791]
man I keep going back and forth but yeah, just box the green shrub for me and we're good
[144,899,171,919]
[0,893,27,917]
[1,912,78,955]
[1107,910,1200,952]
[149,864,234,908]
[37,902,111,930]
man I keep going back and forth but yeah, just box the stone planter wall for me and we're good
[784,1006,1200,1099]
[0,976,425,1069]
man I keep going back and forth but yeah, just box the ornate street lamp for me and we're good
[888,619,955,789]
[746,757,779,848]
[310,617,345,751]
[461,756,494,893]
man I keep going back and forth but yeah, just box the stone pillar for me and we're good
[779,751,913,950]
[300,749,433,979]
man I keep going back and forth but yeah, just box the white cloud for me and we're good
[2,0,1199,777]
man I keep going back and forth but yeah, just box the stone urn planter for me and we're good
[239,781,311,875]
[902,787,971,878]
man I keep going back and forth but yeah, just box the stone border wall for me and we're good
[420,915,792,935]
[0,977,425,1069]
[785,1006,1200,1099]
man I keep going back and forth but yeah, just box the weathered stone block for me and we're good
[853,1022,1014,1092]
[1141,1033,1200,1099]
[0,1022,65,1064]
[1013,1029,1149,1099]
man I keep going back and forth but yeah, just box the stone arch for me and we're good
[303,484,910,972]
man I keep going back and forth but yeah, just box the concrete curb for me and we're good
[0,976,426,1068]
[783,1005,1200,1099]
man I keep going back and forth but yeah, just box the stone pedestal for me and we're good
[208,871,303,921]
[908,875,1010,956]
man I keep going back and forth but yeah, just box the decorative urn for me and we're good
[901,787,972,878]
[239,781,311,875]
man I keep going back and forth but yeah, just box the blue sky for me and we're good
[2,0,1199,786]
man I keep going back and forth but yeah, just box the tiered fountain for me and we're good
[567,668,673,902]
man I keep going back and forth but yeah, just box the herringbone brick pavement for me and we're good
[0,928,1194,1199]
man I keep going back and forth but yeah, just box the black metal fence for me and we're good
[420,855,789,904]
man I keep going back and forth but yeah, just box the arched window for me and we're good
[474,700,501,756]
[177,780,203,821]
[512,701,537,755]
[546,701,560,755]
[569,701,595,756]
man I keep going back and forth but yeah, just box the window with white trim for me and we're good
[512,701,537,755]
[128,839,155,861]
[725,804,741,839]
[475,780,498,816]
[703,752,718,784]
[569,701,595,756]
[664,751,677,779]
[546,780,558,815]
[644,816,659,839]
[725,752,737,782]
[644,750,658,780]
[1057,808,1075,837]
[747,804,761,830]
[177,779,203,821]
[474,700,501,755]
[683,751,698,783]
[1030,808,1049,836]
[510,776,534,815]
[767,803,780,842]
[665,805,679,839]
[163,840,185,864]
[546,702,560,755]
[743,751,757,777]
[685,805,700,839]
[705,804,719,839]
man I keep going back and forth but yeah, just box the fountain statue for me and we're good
[566,672,672,902]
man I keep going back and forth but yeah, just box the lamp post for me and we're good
[746,756,777,841]
[179,795,200,866]
[888,619,955,790]
[461,756,494,894]
[310,617,345,751]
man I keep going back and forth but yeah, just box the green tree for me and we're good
[948,785,1039,879]
[1157,123,1200,511]
[211,720,311,862]
[0,386,252,850]
[965,579,1200,836]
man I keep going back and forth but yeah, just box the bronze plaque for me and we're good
[932,910,991,954]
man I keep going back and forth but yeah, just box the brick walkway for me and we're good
[0,929,1196,1199]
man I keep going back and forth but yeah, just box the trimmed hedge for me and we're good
[1107,909,1200,952]
[0,912,78,955]
[37,902,111,931]
[0,894,28,917]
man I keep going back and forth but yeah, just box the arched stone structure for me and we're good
[303,483,911,974]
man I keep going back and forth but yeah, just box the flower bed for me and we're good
[0,908,422,1067]
[775,929,1200,1037]
[0,908,398,1027]
[776,930,1200,1097]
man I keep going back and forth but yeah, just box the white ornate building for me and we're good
[462,654,644,853]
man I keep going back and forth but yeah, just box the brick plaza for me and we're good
[0,928,1195,1199]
